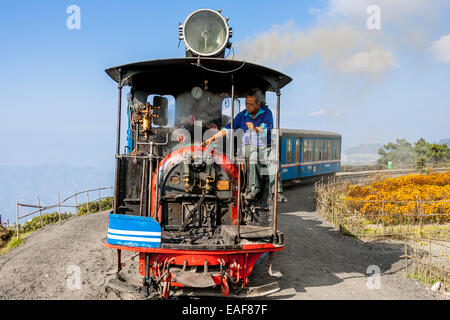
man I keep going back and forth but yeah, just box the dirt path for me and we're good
[0,183,445,300]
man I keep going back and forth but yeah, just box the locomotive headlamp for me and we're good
[179,9,232,57]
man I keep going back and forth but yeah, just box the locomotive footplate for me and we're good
[173,270,217,288]
[220,225,274,244]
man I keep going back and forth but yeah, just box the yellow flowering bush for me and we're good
[346,171,450,224]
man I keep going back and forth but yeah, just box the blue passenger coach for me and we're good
[280,129,342,181]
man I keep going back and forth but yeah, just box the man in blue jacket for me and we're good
[203,89,287,203]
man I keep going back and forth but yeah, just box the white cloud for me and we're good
[309,109,326,117]
[429,34,450,63]
[235,22,372,70]
[235,0,448,73]
[337,49,398,73]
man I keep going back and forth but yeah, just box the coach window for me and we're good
[286,139,293,163]
[333,140,341,160]
[324,140,332,161]
[303,139,313,162]
[314,140,323,161]
[296,138,300,163]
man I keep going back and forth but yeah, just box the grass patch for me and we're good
[406,268,449,293]
[0,232,32,255]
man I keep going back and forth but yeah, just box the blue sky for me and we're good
[0,0,449,171]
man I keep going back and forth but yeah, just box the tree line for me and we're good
[377,138,450,169]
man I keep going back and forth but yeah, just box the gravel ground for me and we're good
[0,182,447,300]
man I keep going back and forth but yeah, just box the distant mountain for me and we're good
[439,138,450,145]
[0,165,114,224]
[344,143,382,155]
[342,143,382,165]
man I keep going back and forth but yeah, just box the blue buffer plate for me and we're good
[107,213,161,248]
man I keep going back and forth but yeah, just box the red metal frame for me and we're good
[103,242,283,297]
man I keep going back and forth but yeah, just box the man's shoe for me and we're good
[279,193,288,203]
[272,193,288,203]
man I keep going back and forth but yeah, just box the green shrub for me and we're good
[20,212,73,234]
[77,197,113,216]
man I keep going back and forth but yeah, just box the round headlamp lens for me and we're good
[184,10,228,56]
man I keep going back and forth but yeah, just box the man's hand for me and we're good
[246,122,263,133]
[202,136,215,147]
[202,129,226,147]
[246,122,255,131]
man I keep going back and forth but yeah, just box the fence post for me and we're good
[38,196,43,228]
[404,236,408,278]
[86,188,90,213]
[57,192,61,222]
[110,185,113,209]
[428,237,431,266]
[75,190,78,217]
[382,201,386,235]
[16,202,19,241]
[419,201,423,239]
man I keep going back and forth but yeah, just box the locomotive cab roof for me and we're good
[105,57,292,96]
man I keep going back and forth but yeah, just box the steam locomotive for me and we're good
[103,9,341,299]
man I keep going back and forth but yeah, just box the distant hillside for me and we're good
[439,138,450,145]
[0,165,114,224]
[344,143,382,155]
[342,143,382,165]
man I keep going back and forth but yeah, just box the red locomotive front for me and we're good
[103,8,291,299]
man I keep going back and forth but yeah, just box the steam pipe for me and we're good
[154,156,160,220]
[139,159,147,216]
[236,159,241,242]
[147,143,154,217]
[230,75,235,162]
[230,75,240,241]
[113,69,123,214]
[272,89,281,242]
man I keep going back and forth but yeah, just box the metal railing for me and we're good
[402,235,450,292]
[317,196,450,239]
[14,186,113,240]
